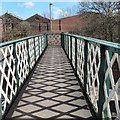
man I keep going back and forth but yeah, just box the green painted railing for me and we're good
[0,33,48,119]
[61,32,120,119]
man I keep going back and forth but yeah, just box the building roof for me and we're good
[2,12,23,21]
[25,14,50,21]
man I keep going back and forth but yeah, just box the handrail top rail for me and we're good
[62,32,120,50]
[0,34,46,48]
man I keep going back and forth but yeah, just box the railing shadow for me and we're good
[5,46,94,119]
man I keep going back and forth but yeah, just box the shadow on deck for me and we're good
[5,46,93,119]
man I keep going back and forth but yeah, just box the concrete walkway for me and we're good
[5,46,92,119]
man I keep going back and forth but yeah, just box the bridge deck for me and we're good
[5,46,92,119]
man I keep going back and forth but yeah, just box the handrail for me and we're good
[63,33,120,50]
[0,34,45,48]
[0,33,48,119]
[61,32,120,119]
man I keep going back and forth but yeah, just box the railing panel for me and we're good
[35,37,39,61]
[77,39,85,84]
[103,50,120,119]
[48,33,61,45]
[16,41,29,87]
[86,42,100,111]
[72,37,75,69]
[39,36,42,55]
[68,36,71,59]
[61,32,120,119]
[0,34,48,119]
[41,36,44,52]
[29,38,35,69]
[0,45,17,115]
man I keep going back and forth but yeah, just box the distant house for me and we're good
[1,13,50,42]
[25,14,50,35]
[1,12,23,42]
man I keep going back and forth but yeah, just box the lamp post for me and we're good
[49,3,52,32]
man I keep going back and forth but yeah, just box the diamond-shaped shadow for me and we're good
[5,46,92,120]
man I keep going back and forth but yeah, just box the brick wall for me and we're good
[52,13,94,33]
[25,14,50,35]
[52,14,86,32]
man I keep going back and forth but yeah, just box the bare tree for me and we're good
[78,2,120,43]
[17,21,31,38]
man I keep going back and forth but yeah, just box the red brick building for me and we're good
[1,13,23,42]
[25,14,50,35]
[52,12,100,34]
[52,15,79,32]
[1,13,50,42]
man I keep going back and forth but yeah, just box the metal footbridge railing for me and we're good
[0,34,48,119]
[0,32,120,119]
[61,32,120,119]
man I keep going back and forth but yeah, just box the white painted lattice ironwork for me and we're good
[0,34,47,118]
[72,37,75,69]
[16,41,29,87]
[68,36,71,60]
[86,43,100,111]
[29,38,35,68]
[77,39,85,84]
[0,45,17,114]
[103,51,120,119]
[35,37,39,61]
[62,32,120,119]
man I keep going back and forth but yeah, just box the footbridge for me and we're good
[0,33,120,119]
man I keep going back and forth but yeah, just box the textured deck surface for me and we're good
[5,46,92,119]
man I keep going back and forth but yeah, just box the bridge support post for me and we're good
[38,36,40,57]
[26,40,30,72]
[70,36,72,64]
[61,33,63,47]
[33,37,36,63]
[84,41,88,92]
[0,99,2,120]
[67,35,69,58]
[13,43,19,91]
[98,45,106,119]
[44,33,48,48]
[75,37,77,74]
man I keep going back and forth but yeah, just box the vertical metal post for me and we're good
[84,41,88,92]
[40,36,42,54]
[70,36,72,63]
[0,99,2,120]
[46,34,48,46]
[61,32,63,48]
[63,34,65,49]
[63,34,65,50]
[68,35,69,58]
[44,34,46,48]
[26,40,30,72]
[38,36,40,57]
[44,33,48,48]
[75,37,77,74]
[33,37,36,62]
[13,43,19,90]
[98,45,106,119]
